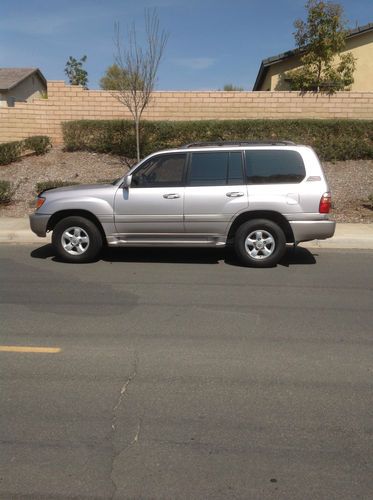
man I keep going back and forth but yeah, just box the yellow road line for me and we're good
[0,346,61,354]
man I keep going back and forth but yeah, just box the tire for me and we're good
[52,216,103,263]
[234,219,286,268]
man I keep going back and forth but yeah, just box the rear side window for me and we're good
[188,152,244,186]
[245,150,306,184]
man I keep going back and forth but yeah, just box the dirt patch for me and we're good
[0,147,372,222]
[0,148,132,217]
[323,161,373,223]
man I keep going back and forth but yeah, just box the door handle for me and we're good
[163,193,180,199]
[226,192,244,197]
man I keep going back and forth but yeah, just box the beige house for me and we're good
[253,23,373,91]
[0,68,47,107]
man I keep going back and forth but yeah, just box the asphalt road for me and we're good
[1,244,373,500]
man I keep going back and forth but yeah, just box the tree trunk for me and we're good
[316,60,322,93]
[135,117,140,162]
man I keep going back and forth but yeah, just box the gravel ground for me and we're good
[0,147,372,222]
[323,161,373,222]
[0,148,131,217]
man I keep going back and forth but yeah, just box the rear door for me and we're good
[244,148,308,216]
[184,151,249,236]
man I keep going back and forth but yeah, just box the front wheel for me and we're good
[234,219,286,268]
[52,216,103,263]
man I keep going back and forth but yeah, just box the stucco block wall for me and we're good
[0,81,373,144]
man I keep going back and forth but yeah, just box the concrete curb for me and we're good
[0,217,372,249]
[0,218,51,244]
[299,223,373,249]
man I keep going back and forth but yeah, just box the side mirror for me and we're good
[122,174,132,189]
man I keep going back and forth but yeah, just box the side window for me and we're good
[245,150,306,184]
[132,154,186,188]
[188,152,243,186]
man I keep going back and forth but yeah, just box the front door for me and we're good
[114,153,187,237]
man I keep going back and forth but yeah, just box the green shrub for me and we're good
[0,180,15,204]
[0,141,23,165]
[0,135,51,165]
[35,180,79,194]
[24,135,51,155]
[365,194,373,209]
[62,120,137,156]
[62,119,373,161]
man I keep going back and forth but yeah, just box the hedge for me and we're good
[62,119,373,161]
[0,142,23,166]
[0,136,51,166]
[24,136,51,155]
[0,180,15,204]
[35,180,79,194]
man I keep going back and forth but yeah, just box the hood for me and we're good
[41,183,113,195]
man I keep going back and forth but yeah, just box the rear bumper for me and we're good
[289,220,336,243]
[29,213,50,237]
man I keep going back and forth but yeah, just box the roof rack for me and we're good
[181,140,296,148]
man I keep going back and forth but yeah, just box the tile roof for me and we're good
[0,68,47,91]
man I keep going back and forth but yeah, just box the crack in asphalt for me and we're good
[131,419,142,446]
[111,351,139,430]
[109,351,140,500]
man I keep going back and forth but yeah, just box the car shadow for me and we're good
[279,246,317,267]
[31,244,316,267]
[31,244,56,259]
[102,246,228,264]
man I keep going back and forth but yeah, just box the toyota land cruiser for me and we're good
[30,141,336,267]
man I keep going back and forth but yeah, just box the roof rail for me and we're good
[181,140,296,148]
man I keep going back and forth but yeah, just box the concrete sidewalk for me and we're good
[0,216,372,249]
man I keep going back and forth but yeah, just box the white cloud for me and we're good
[172,57,217,70]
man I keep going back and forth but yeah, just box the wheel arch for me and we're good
[47,210,107,243]
[227,210,294,243]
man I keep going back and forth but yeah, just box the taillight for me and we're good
[319,192,332,214]
[36,197,46,210]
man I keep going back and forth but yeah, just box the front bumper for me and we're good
[289,220,336,243]
[29,213,50,237]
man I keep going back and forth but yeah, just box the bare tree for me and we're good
[114,9,168,161]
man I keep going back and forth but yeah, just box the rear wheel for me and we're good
[52,216,103,263]
[234,219,286,267]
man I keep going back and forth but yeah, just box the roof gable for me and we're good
[253,22,373,90]
[0,68,47,91]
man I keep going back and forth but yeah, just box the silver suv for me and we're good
[30,141,335,267]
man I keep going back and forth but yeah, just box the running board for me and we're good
[107,235,226,247]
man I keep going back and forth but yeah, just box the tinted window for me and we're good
[245,150,306,184]
[189,152,243,186]
[132,154,186,187]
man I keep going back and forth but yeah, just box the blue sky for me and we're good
[0,0,372,90]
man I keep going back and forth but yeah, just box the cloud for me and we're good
[172,57,217,70]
